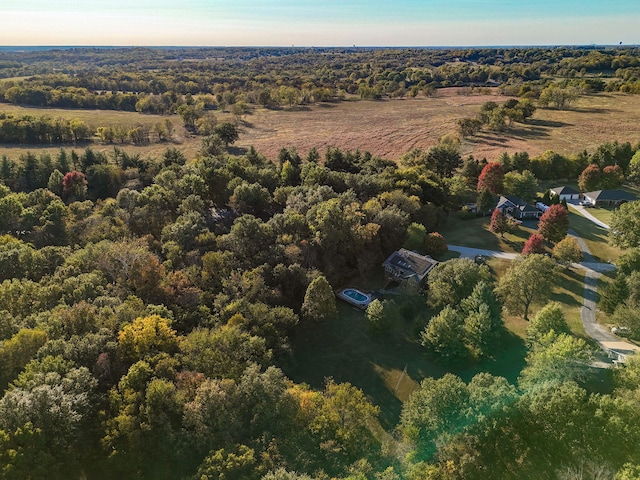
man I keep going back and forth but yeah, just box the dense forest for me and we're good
[2,47,640,480]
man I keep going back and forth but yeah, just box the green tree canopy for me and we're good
[611,201,640,249]
[301,276,337,322]
[496,254,556,320]
[427,258,491,309]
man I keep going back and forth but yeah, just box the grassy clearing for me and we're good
[568,210,621,262]
[551,267,588,338]
[285,301,447,428]
[287,264,528,427]
[1,90,639,174]
[441,215,539,254]
[581,206,615,226]
[484,256,584,338]
[5,90,640,163]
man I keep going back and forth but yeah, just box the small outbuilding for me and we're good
[550,186,580,201]
[582,189,637,207]
[382,248,438,285]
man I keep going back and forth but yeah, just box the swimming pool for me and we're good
[337,288,372,309]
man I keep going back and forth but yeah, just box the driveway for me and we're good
[448,245,518,260]
[568,203,610,230]
[448,242,633,362]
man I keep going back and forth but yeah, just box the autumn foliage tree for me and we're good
[537,204,569,243]
[118,315,179,362]
[522,233,546,255]
[301,276,337,322]
[489,208,514,237]
[477,162,504,194]
[601,165,624,189]
[423,232,448,256]
[578,164,601,192]
[553,237,583,266]
[62,170,87,201]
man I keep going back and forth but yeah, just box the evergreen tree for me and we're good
[301,276,337,322]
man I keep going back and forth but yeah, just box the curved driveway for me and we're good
[568,203,610,230]
[448,241,634,361]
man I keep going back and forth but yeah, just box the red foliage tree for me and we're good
[489,208,509,237]
[522,233,546,255]
[601,165,624,189]
[537,204,569,243]
[62,170,87,200]
[578,164,601,192]
[477,162,504,194]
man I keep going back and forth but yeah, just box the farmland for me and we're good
[2,89,640,163]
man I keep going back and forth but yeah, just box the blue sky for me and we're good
[1,0,638,46]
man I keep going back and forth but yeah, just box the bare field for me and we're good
[2,90,640,162]
[238,90,640,161]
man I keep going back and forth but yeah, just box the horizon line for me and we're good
[0,43,637,50]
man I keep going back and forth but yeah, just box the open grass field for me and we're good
[2,90,640,163]
[579,206,616,226]
[235,90,640,161]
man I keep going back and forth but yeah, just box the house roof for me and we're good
[497,195,525,208]
[382,248,438,282]
[550,186,579,196]
[497,195,536,210]
[583,190,637,201]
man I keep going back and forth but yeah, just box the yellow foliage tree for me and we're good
[118,315,179,362]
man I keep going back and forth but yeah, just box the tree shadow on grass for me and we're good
[227,146,248,155]
[508,126,551,139]
[526,118,573,128]
[452,332,527,385]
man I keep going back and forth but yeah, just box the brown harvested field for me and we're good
[2,89,640,162]
[238,89,640,161]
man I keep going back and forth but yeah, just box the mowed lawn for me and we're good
[568,210,621,263]
[441,215,539,254]
[286,297,527,428]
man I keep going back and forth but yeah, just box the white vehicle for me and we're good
[611,326,630,336]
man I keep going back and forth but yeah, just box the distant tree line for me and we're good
[0,114,91,144]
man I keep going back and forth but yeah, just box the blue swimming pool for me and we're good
[337,288,372,309]
[342,289,368,302]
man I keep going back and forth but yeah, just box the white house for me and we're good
[550,186,580,201]
[582,189,637,207]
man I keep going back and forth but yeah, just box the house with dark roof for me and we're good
[582,189,636,207]
[382,248,438,285]
[496,195,542,220]
[550,186,580,201]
